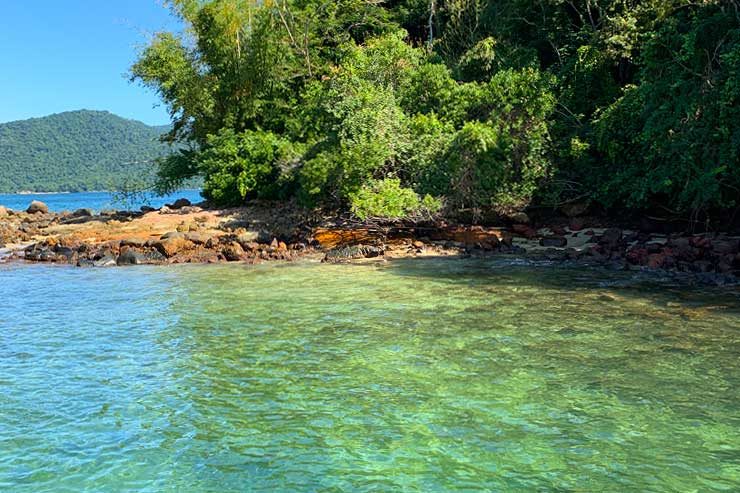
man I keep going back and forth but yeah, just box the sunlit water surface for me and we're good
[1,259,739,492]
[0,190,202,213]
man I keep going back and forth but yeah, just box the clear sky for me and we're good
[0,1,182,126]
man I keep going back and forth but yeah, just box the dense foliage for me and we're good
[132,0,740,221]
[0,110,170,193]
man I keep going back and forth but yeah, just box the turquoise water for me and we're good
[1,259,739,491]
[0,190,203,213]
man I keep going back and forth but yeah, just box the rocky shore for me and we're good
[1,199,739,281]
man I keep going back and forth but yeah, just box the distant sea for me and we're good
[0,189,203,213]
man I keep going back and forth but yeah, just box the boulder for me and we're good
[154,237,194,258]
[168,198,192,209]
[121,238,147,248]
[222,241,245,261]
[236,231,260,246]
[0,206,9,217]
[72,208,93,217]
[512,224,537,239]
[184,232,211,245]
[323,244,384,263]
[160,231,186,240]
[117,249,147,266]
[140,205,156,213]
[507,212,530,224]
[93,254,117,267]
[540,236,567,248]
[569,217,585,231]
[600,228,622,248]
[26,200,49,214]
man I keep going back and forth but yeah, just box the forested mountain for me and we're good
[0,110,170,192]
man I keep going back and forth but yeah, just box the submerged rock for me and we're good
[323,244,384,263]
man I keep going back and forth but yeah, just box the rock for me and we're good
[54,246,76,261]
[647,253,665,269]
[100,209,117,217]
[72,208,93,217]
[222,241,245,261]
[539,236,567,248]
[160,231,186,240]
[278,241,288,251]
[241,241,260,252]
[93,254,117,267]
[140,206,156,213]
[561,201,589,218]
[507,212,530,224]
[154,237,194,258]
[412,240,425,249]
[601,228,622,248]
[626,247,648,265]
[551,225,567,236]
[512,224,537,239]
[117,249,147,266]
[569,217,585,231]
[26,200,49,214]
[121,238,146,248]
[184,232,211,245]
[168,198,192,209]
[0,206,9,217]
[323,244,384,263]
[236,231,260,246]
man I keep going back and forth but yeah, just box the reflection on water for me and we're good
[0,259,739,491]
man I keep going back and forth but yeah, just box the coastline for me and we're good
[1,198,739,283]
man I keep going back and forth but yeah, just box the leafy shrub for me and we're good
[349,178,441,220]
[198,129,298,205]
[298,54,409,204]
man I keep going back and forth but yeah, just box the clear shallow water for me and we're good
[0,190,203,213]
[0,259,739,492]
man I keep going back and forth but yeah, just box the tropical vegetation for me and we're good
[131,0,740,222]
[0,110,170,193]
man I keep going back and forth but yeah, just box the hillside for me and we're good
[0,110,171,193]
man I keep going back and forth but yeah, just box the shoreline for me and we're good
[1,199,739,283]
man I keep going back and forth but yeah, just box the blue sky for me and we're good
[0,1,182,126]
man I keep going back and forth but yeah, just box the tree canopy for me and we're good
[131,0,740,222]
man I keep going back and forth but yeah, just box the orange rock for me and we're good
[154,237,194,258]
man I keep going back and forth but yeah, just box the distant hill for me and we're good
[0,110,173,193]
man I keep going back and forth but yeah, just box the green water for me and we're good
[1,259,739,492]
